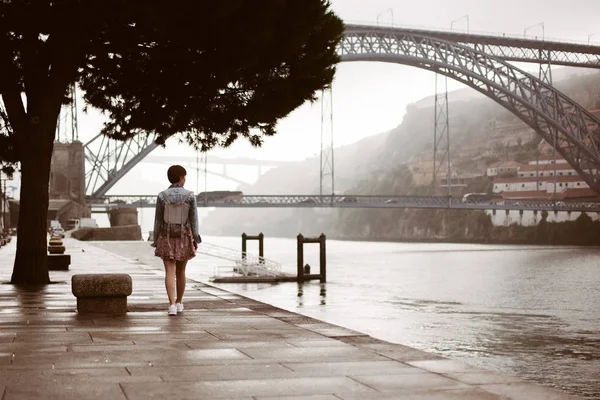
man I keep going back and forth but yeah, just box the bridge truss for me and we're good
[342,25,600,68]
[82,24,600,199]
[340,26,600,193]
[84,132,159,197]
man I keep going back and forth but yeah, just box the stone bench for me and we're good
[71,274,132,315]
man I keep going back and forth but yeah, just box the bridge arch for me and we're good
[85,26,600,197]
[84,133,249,196]
[340,26,600,192]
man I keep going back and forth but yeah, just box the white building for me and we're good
[493,175,588,194]
[486,161,522,177]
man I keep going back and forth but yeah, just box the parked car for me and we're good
[51,227,65,238]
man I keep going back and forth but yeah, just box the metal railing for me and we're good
[198,243,282,278]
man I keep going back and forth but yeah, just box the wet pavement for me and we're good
[0,238,584,399]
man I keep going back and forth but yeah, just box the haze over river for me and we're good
[96,236,600,399]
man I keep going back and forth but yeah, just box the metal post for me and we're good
[320,88,334,199]
[258,232,264,261]
[297,234,304,282]
[204,152,208,205]
[536,140,540,193]
[241,233,247,260]
[433,74,451,195]
[450,15,469,33]
[376,8,393,26]
[319,233,327,283]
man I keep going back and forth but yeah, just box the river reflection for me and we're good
[96,237,600,399]
[297,282,327,307]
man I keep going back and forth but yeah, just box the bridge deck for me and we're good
[88,194,600,213]
[344,24,600,69]
[346,24,600,55]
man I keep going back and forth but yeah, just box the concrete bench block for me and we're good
[48,254,71,271]
[72,274,132,315]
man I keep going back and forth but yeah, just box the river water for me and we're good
[96,236,600,399]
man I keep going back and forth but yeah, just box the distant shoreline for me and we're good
[199,233,600,247]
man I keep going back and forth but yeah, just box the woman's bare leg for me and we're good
[175,260,188,303]
[163,259,176,305]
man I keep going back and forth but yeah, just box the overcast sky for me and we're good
[14,0,600,199]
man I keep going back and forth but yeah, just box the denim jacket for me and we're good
[152,184,201,246]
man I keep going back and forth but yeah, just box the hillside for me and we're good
[201,68,600,240]
[200,131,390,237]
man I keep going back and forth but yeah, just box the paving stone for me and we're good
[128,363,294,381]
[184,339,296,350]
[444,370,524,385]
[408,359,482,374]
[3,383,128,400]
[479,383,584,400]
[122,376,376,399]
[282,361,426,376]
[0,333,15,343]
[285,339,354,348]
[337,388,511,399]
[102,348,251,365]
[240,347,387,362]
[350,373,471,392]
[69,342,191,352]
[256,396,341,400]
[13,332,93,344]
[90,331,217,343]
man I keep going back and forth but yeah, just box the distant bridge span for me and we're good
[84,24,600,198]
[88,194,600,213]
[144,155,295,167]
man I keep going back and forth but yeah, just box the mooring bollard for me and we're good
[47,235,71,270]
[241,232,264,263]
[48,235,66,255]
[296,233,326,283]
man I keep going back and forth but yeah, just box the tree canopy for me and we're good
[0,0,344,284]
[1,0,344,165]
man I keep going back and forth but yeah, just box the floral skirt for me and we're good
[154,227,196,261]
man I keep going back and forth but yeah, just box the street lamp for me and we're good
[524,22,545,41]
[450,15,469,34]
[376,8,394,27]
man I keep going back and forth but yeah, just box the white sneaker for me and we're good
[176,303,184,313]
[168,305,177,316]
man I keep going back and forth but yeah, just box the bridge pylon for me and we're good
[320,87,334,198]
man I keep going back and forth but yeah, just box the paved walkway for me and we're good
[0,238,582,400]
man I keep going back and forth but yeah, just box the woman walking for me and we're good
[152,165,201,316]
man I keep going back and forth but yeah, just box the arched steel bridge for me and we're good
[84,24,600,198]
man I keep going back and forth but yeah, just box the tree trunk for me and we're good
[10,131,54,285]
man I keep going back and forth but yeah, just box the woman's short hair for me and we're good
[167,165,187,184]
